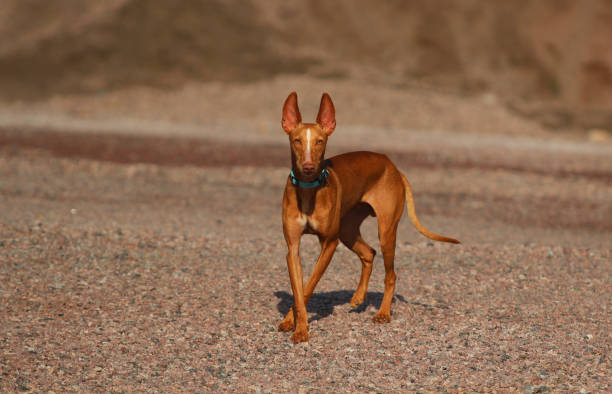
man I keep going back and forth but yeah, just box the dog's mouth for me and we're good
[298,161,320,180]
[301,164,324,180]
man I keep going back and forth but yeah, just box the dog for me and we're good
[278,92,459,343]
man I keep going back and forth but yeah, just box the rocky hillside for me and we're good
[1,0,610,129]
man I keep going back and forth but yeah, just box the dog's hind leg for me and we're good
[339,203,376,308]
[364,174,405,324]
[373,217,399,323]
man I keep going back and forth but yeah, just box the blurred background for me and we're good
[1,0,611,138]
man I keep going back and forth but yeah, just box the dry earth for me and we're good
[1,1,611,392]
[1,111,610,392]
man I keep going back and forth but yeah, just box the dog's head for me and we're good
[282,92,336,181]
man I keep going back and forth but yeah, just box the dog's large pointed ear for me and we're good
[316,93,336,135]
[282,92,302,134]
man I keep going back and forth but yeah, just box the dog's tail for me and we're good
[401,173,460,244]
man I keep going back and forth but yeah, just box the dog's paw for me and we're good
[372,312,391,324]
[278,319,295,332]
[290,329,309,343]
[349,293,365,308]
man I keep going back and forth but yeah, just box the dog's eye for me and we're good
[293,139,301,144]
[316,139,324,144]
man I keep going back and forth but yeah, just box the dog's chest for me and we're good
[294,186,336,234]
[296,214,320,233]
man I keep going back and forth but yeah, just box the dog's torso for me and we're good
[282,151,404,239]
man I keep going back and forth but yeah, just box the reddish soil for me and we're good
[1,124,610,392]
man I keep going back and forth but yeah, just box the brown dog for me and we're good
[279,92,459,343]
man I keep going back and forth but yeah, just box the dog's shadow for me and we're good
[274,290,409,322]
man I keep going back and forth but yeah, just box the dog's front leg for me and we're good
[284,242,309,343]
[279,236,339,337]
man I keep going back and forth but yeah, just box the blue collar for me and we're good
[290,159,332,188]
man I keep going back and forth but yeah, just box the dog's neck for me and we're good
[296,188,317,215]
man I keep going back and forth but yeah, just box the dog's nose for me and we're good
[303,161,315,173]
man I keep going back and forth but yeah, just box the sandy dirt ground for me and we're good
[1,89,610,391]
[1,1,611,391]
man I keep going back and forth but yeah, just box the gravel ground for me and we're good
[1,125,611,392]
